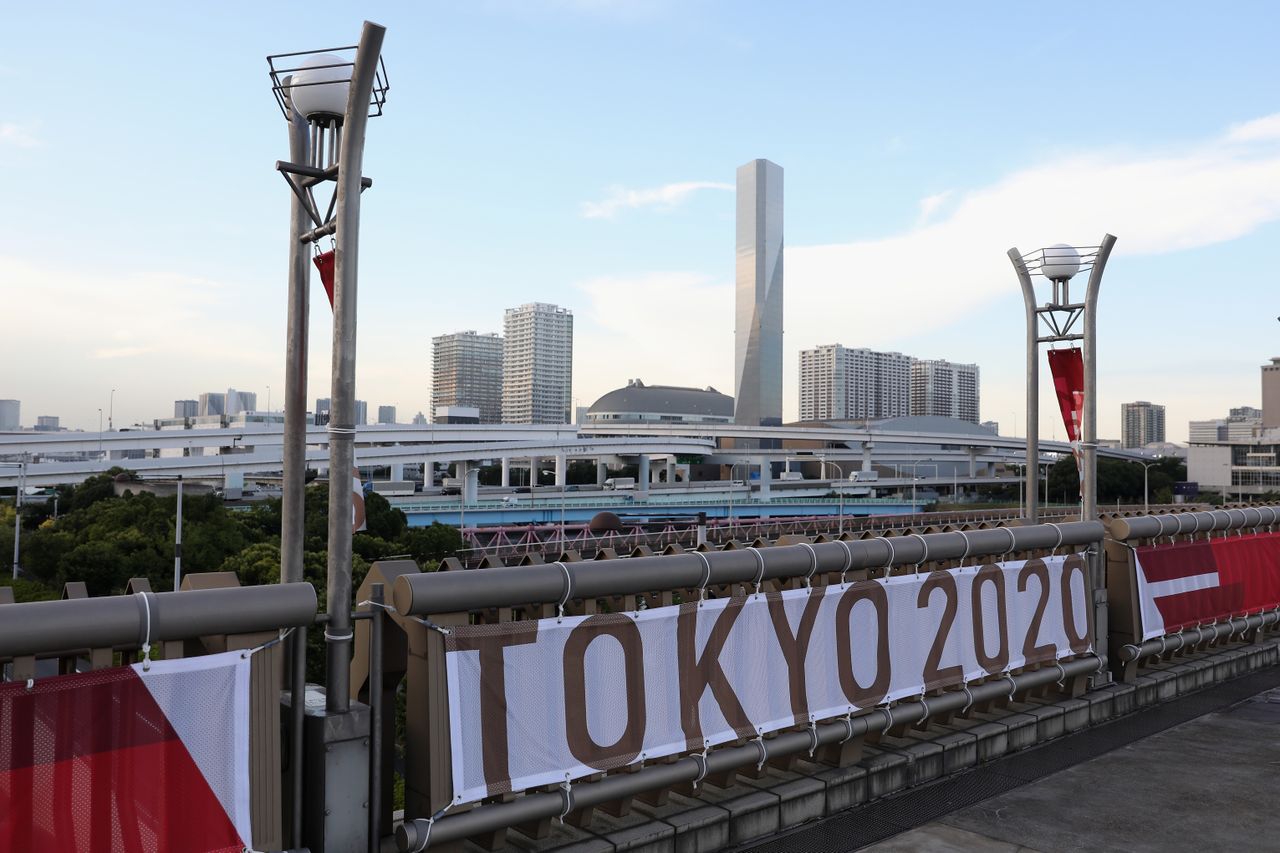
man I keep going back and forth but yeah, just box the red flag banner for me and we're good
[0,651,251,851]
[1047,347,1084,445]
[313,249,336,308]
[1134,532,1280,640]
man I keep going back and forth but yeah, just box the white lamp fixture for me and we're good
[288,54,351,120]
[1040,243,1081,281]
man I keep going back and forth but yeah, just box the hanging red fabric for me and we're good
[1048,347,1085,477]
[313,249,336,309]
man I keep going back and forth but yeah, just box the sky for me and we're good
[2,0,1279,441]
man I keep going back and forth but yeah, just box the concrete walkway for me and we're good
[863,686,1280,852]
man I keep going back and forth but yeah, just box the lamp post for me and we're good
[910,460,937,508]
[817,456,846,535]
[269,23,389,715]
[2,457,25,579]
[97,408,103,461]
[109,388,116,432]
[727,459,748,537]
[1008,236,1116,523]
[1138,456,1162,513]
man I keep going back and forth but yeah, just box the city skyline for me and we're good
[3,3,1279,440]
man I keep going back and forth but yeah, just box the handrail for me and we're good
[0,583,317,658]
[1108,506,1280,541]
[393,521,1103,615]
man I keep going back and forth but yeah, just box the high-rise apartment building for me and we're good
[911,360,981,423]
[1121,401,1166,448]
[225,389,256,416]
[377,405,396,425]
[198,392,226,417]
[35,415,60,431]
[0,400,19,431]
[431,331,504,424]
[502,304,573,424]
[798,345,911,421]
[734,158,784,426]
[174,400,198,418]
[1262,358,1280,429]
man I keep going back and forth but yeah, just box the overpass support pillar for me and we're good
[389,462,404,481]
[596,460,607,486]
[555,454,567,488]
[969,449,978,479]
[500,457,510,488]
[665,458,676,484]
[757,460,771,501]
[460,462,479,506]
[529,457,539,488]
[861,442,873,473]
[638,455,650,497]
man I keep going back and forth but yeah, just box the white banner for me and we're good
[444,555,1092,804]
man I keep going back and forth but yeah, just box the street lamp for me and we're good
[268,23,389,716]
[727,459,749,537]
[109,388,116,432]
[1008,235,1117,523]
[1138,456,1162,513]
[97,408,104,461]
[817,456,846,535]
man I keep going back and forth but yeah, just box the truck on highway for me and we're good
[603,477,636,491]
[852,470,879,482]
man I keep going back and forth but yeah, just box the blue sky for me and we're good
[3,1,1279,440]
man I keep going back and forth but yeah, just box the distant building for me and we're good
[314,397,366,426]
[0,400,19,431]
[980,420,1000,435]
[502,304,573,425]
[799,345,911,421]
[585,380,734,425]
[911,360,980,423]
[1263,358,1280,429]
[355,400,367,426]
[225,389,256,416]
[198,392,226,417]
[435,406,481,424]
[1121,401,1166,448]
[377,405,396,425]
[432,331,504,424]
[1231,405,1263,421]
[174,400,198,418]
[411,411,428,425]
[34,415,60,432]
[735,158,784,426]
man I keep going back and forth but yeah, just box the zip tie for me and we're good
[694,551,712,603]
[1053,660,1067,688]
[326,426,358,435]
[357,599,397,611]
[558,774,574,823]
[752,734,769,771]
[1004,672,1017,701]
[882,538,897,577]
[908,533,929,573]
[806,719,820,757]
[957,530,973,567]
[410,615,453,636]
[798,542,819,588]
[554,561,571,622]
[135,591,153,671]
[412,805,450,852]
[839,710,857,745]
[324,629,354,642]
[877,705,894,732]
[837,540,854,586]
[917,692,932,724]
[747,546,766,596]
[241,626,295,659]
[960,682,975,714]
[1000,527,1018,558]
[691,742,710,788]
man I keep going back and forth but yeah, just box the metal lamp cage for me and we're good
[267,46,390,121]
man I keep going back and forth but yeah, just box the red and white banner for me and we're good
[1048,347,1084,473]
[0,651,251,852]
[1134,532,1280,640]
[444,556,1092,804]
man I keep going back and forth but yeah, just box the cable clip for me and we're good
[558,773,574,823]
[411,805,450,852]
[694,551,712,603]
[799,541,819,588]
[882,537,897,578]
[747,546,766,596]
[691,741,710,789]
[1052,660,1067,689]
[805,718,820,757]
[839,709,857,745]
[554,561,571,622]
[752,733,769,772]
[1047,522,1065,557]
[135,591,153,671]
[837,540,854,586]
[960,682,975,714]
[957,530,973,568]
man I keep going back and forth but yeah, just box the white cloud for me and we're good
[916,190,952,225]
[1226,114,1280,143]
[581,180,733,219]
[0,122,39,148]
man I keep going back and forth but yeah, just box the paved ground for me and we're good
[861,686,1280,852]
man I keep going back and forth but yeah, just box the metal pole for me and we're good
[1144,463,1150,513]
[368,583,385,852]
[281,101,312,591]
[1008,247,1039,523]
[325,20,386,714]
[109,388,115,432]
[12,456,23,579]
[290,624,306,848]
[174,475,183,590]
[1081,234,1117,523]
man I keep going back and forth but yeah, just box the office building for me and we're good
[1232,405,1262,421]
[0,400,18,431]
[411,411,428,425]
[798,345,911,421]
[432,331,504,424]
[314,397,366,426]
[1263,359,1280,429]
[911,360,980,423]
[174,400,198,418]
[377,405,396,425]
[198,392,226,417]
[1121,401,1166,448]
[435,406,481,424]
[225,389,256,416]
[502,304,573,424]
[35,415,60,432]
[734,158,784,426]
[981,420,1000,435]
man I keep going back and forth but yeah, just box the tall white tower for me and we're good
[734,159,784,426]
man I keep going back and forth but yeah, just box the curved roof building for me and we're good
[586,379,734,425]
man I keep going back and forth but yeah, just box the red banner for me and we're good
[0,652,251,851]
[1133,532,1280,640]
[313,249,336,308]
[1047,347,1084,445]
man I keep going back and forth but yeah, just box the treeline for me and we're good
[0,469,460,603]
